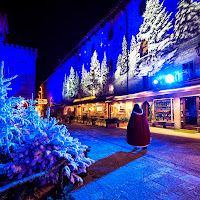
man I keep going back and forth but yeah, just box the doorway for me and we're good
[142,101,150,122]
[185,97,197,125]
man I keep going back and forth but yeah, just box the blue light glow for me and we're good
[153,80,159,84]
[165,74,174,84]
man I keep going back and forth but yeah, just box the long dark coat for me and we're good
[127,111,151,147]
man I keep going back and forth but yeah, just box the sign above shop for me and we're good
[73,96,96,103]
[38,99,48,105]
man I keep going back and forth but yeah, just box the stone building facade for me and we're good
[40,0,200,129]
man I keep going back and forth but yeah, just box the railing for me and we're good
[0,159,68,199]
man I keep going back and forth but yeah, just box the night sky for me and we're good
[0,0,119,90]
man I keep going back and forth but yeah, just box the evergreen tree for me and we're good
[136,0,175,76]
[68,67,76,98]
[62,74,68,101]
[75,71,79,95]
[174,0,200,43]
[129,35,139,76]
[101,52,108,87]
[120,36,128,75]
[89,51,101,95]
[115,54,122,81]
[0,62,94,186]
[0,61,24,153]
[81,64,90,96]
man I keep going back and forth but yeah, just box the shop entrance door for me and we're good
[142,101,150,122]
[185,97,197,125]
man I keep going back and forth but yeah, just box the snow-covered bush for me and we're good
[0,61,94,186]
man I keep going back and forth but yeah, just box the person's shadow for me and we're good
[73,149,147,190]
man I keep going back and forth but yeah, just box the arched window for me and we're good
[140,0,146,15]
[109,29,113,41]
[140,40,148,57]
[108,59,113,71]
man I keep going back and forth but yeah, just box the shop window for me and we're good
[83,107,89,113]
[140,0,146,15]
[108,59,113,71]
[96,106,103,113]
[109,29,113,41]
[182,61,194,81]
[140,40,148,57]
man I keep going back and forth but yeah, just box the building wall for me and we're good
[0,42,37,99]
[42,0,200,130]
[0,13,37,99]
[43,0,182,104]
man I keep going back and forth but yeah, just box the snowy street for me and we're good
[64,124,200,200]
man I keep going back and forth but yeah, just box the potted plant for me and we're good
[117,117,129,127]
[105,118,118,128]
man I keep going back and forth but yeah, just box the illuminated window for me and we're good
[140,40,148,57]
[109,84,114,94]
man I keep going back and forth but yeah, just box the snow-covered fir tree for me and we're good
[89,50,101,96]
[62,74,68,101]
[129,35,140,77]
[62,67,79,100]
[0,61,24,154]
[75,71,79,96]
[101,52,108,88]
[120,36,128,75]
[68,66,77,98]
[115,54,122,81]
[136,0,175,76]
[80,64,90,96]
[174,0,200,43]
[0,63,94,187]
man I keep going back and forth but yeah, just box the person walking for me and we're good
[127,104,151,150]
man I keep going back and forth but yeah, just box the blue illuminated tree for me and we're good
[0,62,94,186]
[0,61,24,154]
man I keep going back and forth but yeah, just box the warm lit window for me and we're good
[109,84,114,94]
[140,40,148,57]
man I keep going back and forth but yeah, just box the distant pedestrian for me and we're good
[127,104,151,150]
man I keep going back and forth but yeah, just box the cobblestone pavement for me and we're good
[63,124,200,200]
